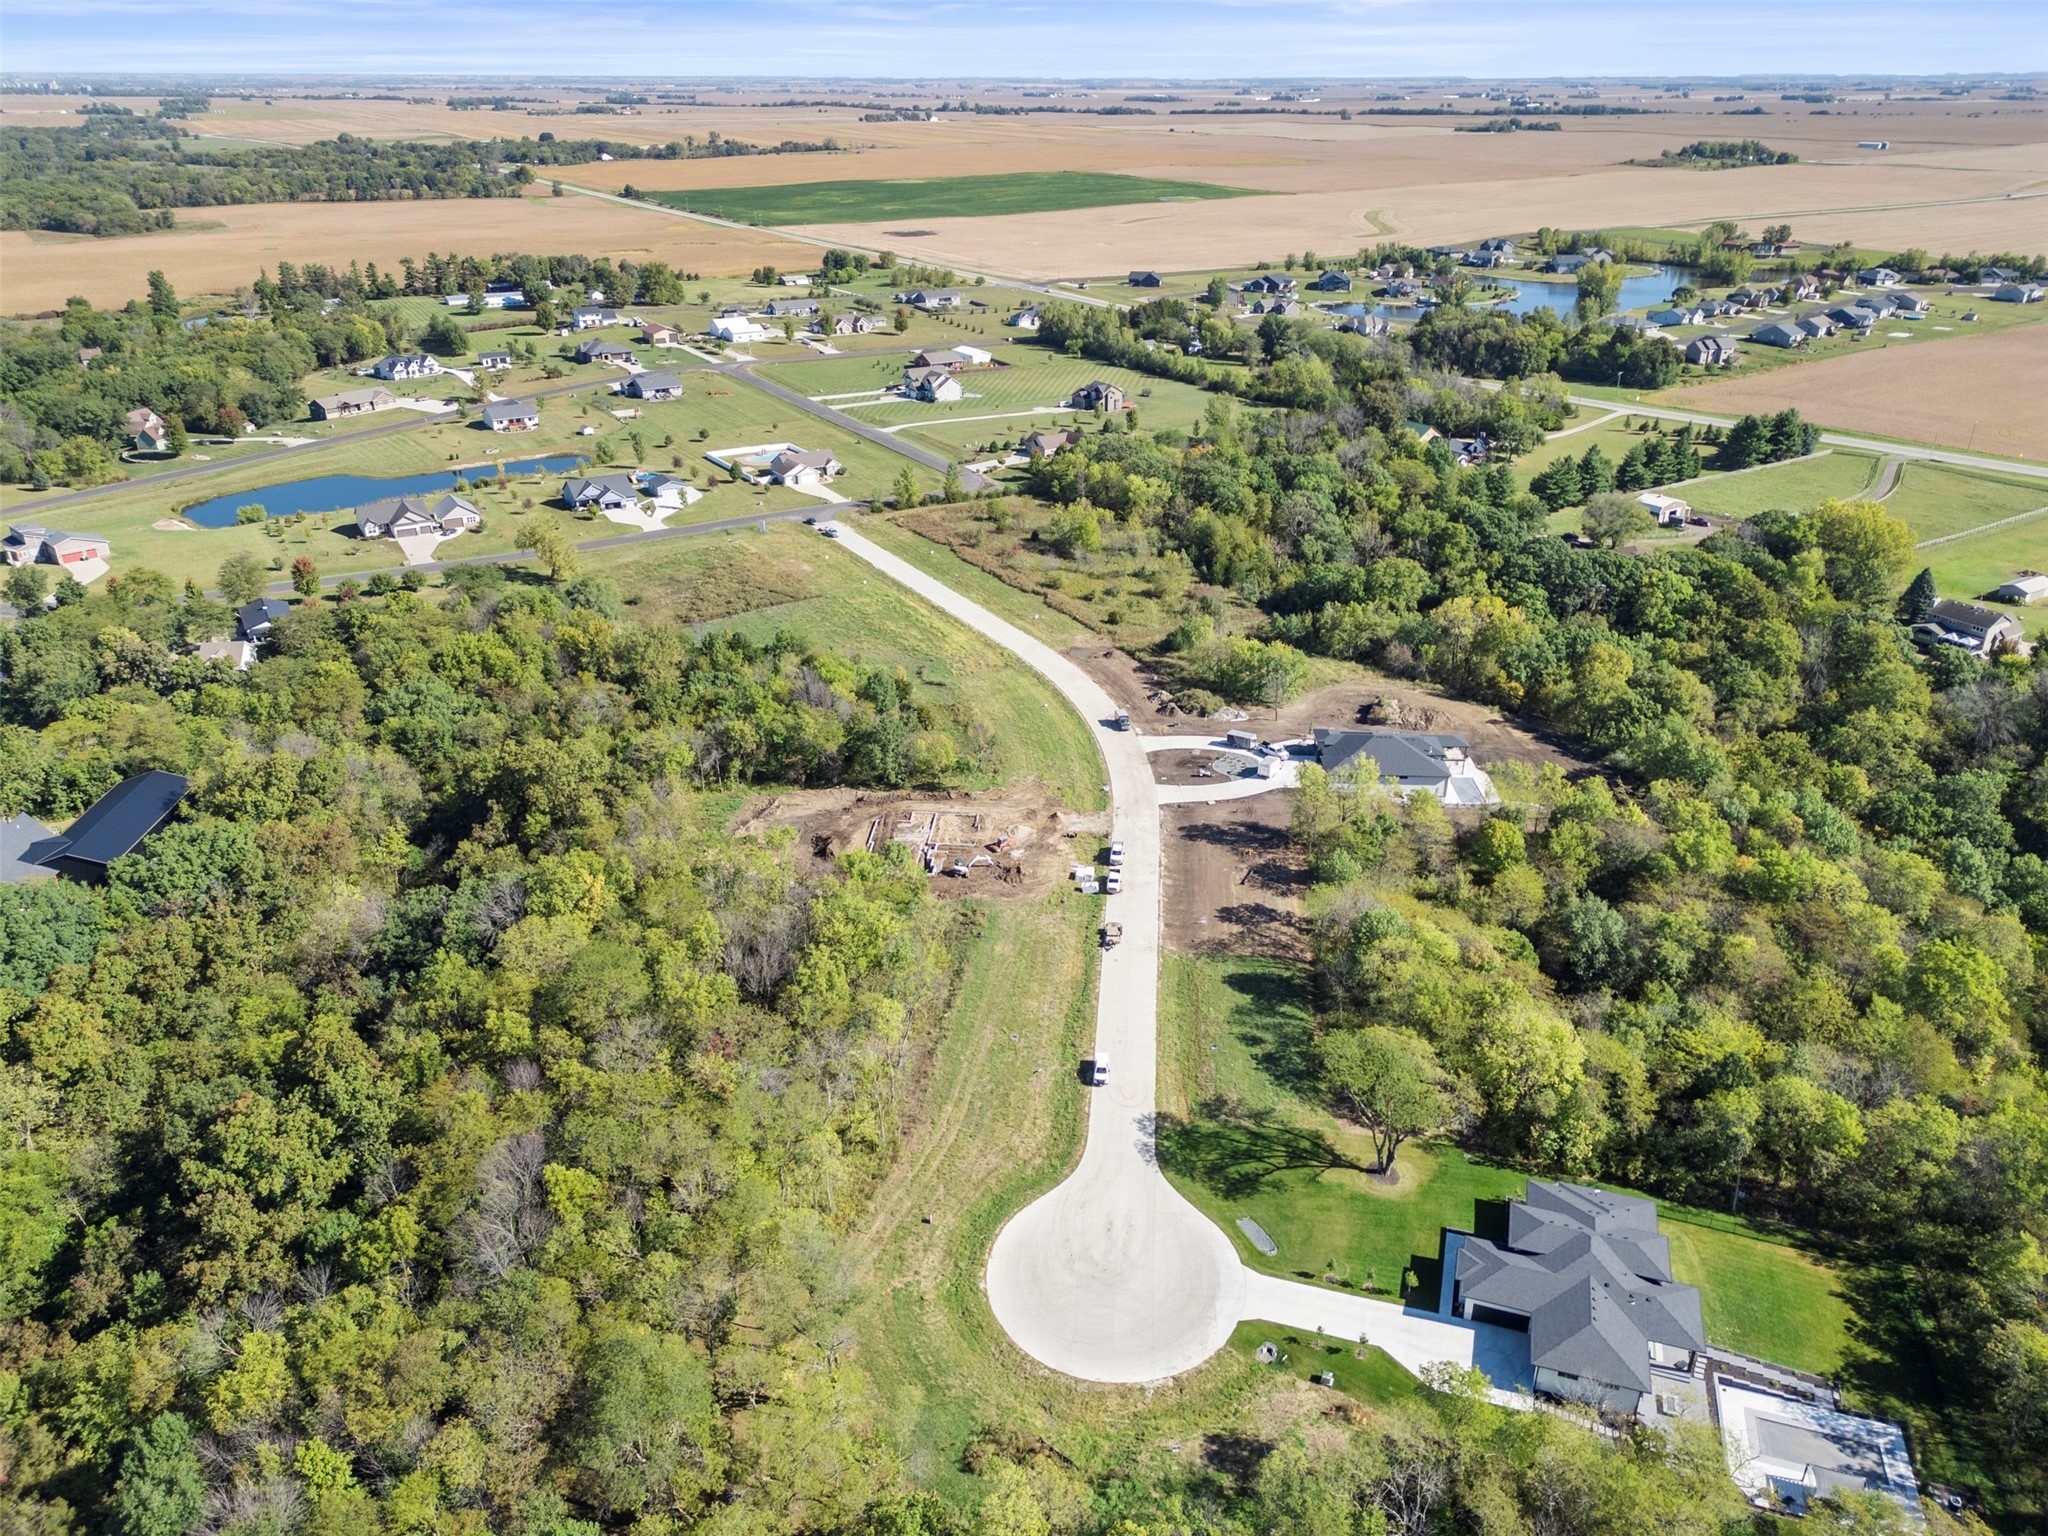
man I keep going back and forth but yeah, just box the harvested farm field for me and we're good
[644,171,1258,225]
[1663,324,2048,462]
[0,195,818,313]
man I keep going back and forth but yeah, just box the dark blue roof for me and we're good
[37,771,187,871]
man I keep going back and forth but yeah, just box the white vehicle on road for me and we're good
[1090,1053,1109,1086]
[1105,868,1123,895]
[818,521,842,538]
[1107,840,1126,867]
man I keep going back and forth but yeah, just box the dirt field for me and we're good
[1658,322,2048,461]
[1161,793,1308,959]
[729,785,1108,900]
[0,195,818,313]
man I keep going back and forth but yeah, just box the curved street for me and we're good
[832,522,1532,1394]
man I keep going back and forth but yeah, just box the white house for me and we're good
[1312,729,1499,806]
[572,306,624,329]
[1008,306,1044,330]
[3,524,112,569]
[354,493,481,542]
[371,354,442,381]
[768,448,842,487]
[903,366,965,403]
[480,399,540,432]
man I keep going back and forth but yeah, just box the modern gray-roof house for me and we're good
[622,371,682,401]
[20,771,190,884]
[562,474,642,512]
[1238,273,1297,295]
[1071,380,1129,413]
[1686,335,1740,367]
[1925,598,2026,654]
[1312,269,1354,290]
[480,399,539,432]
[763,297,821,318]
[1128,270,1162,287]
[237,598,289,642]
[1750,321,1805,349]
[768,447,842,486]
[1312,729,1499,806]
[1454,1181,1707,1416]
[355,493,481,542]
[371,353,441,381]
[574,339,635,365]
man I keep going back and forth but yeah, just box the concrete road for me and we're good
[830,523,1246,1383]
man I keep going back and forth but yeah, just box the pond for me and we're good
[1331,266,1690,323]
[176,453,588,529]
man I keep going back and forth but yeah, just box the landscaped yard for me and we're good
[1155,951,1856,1378]
[641,171,1258,226]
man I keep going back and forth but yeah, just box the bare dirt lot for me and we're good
[0,195,818,313]
[1658,322,2048,461]
[1162,793,1307,959]
[729,785,1108,900]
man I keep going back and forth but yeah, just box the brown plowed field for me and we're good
[1659,323,2048,461]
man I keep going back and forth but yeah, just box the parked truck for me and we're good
[1101,921,1122,949]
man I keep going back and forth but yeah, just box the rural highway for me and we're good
[829,521,1528,1393]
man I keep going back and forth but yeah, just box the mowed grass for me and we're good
[675,525,1105,810]
[1229,1322,1425,1409]
[1678,449,1882,519]
[1920,521,2048,642]
[1880,461,2048,542]
[644,171,1258,226]
[1155,951,1855,1377]
[853,512,1097,651]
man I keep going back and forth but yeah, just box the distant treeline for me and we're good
[1634,139,1798,168]
[0,115,840,237]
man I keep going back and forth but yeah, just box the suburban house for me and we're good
[371,354,441,381]
[1981,266,2020,283]
[1648,306,1706,328]
[1988,574,2048,606]
[194,638,256,671]
[1465,249,1514,269]
[1127,271,1161,287]
[354,493,481,542]
[777,273,814,286]
[768,448,842,487]
[1476,236,1516,258]
[1007,306,1044,330]
[1238,273,1297,295]
[709,314,771,343]
[1020,427,1082,459]
[1994,282,2045,304]
[1854,293,1899,319]
[125,407,170,451]
[911,347,971,370]
[903,289,964,311]
[1071,380,1129,413]
[480,399,540,432]
[764,298,821,318]
[16,771,190,885]
[1249,296,1306,317]
[1426,244,1464,259]
[903,366,965,403]
[574,339,635,365]
[1750,322,1805,348]
[1696,299,1744,319]
[1311,728,1499,806]
[311,386,397,421]
[1727,287,1780,310]
[561,474,642,513]
[572,306,624,329]
[642,473,702,511]
[236,598,290,642]
[3,524,111,569]
[622,371,682,402]
[1334,314,1392,337]
[1548,252,1602,275]
[1453,1181,1707,1417]
[1856,267,1903,287]
[1685,335,1740,366]
[641,323,687,348]
[1312,269,1354,291]
[1886,292,1931,314]
[821,313,883,335]
[1924,598,2026,654]
[1826,306,1878,330]
[1795,313,1837,339]
[1787,276,1824,301]
[477,351,513,370]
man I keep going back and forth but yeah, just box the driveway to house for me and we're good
[827,521,1518,1390]
[720,361,990,492]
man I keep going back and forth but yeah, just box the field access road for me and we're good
[829,520,1526,1393]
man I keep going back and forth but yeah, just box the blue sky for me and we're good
[2,0,2040,76]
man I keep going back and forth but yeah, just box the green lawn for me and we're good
[1880,462,2048,542]
[1920,521,2048,643]
[1155,951,1855,1377]
[677,525,1105,810]
[1678,449,1883,519]
[1229,1321,1425,1408]
[642,171,1258,225]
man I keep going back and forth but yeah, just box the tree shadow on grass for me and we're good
[1153,1097,1364,1199]
[1218,965,1321,1097]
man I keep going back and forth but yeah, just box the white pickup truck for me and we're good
[1089,1053,1109,1087]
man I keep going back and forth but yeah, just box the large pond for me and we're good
[1332,266,1690,323]
[177,453,587,529]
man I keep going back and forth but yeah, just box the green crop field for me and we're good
[1156,952,1855,1377]
[643,171,1258,226]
